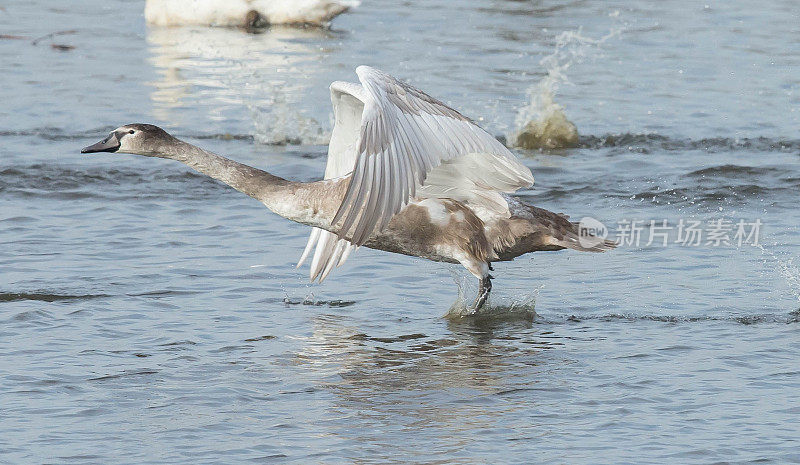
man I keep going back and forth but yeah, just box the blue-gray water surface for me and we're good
[2,0,800,463]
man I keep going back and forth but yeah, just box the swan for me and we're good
[145,0,360,28]
[81,66,613,310]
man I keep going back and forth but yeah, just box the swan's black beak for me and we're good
[81,132,120,153]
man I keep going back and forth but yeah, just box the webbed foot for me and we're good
[472,274,493,311]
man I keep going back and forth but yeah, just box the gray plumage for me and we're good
[82,68,613,311]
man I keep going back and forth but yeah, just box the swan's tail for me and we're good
[518,205,617,253]
[548,218,617,252]
[550,222,617,253]
[555,235,617,252]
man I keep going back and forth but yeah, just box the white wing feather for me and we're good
[296,81,364,282]
[331,66,534,245]
[300,66,535,280]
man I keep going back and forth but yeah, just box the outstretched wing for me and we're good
[296,81,365,282]
[332,66,534,245]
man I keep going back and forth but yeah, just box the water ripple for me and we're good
[0,292,111,303]
[578,133,800,153]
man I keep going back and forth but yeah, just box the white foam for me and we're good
[756,243,800,303]
[250,97,329,146]
[445,270,539,320]
[511,28,621,149]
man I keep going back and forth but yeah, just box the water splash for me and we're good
[249,97,329,146]
[512,28,621,149]
[281,291,355,307]
[755,243,800,303]
[777,257,800,303]
[445,271,539,320]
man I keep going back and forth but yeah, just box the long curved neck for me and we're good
[162,139,346,229]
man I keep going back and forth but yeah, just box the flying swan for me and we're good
[82,66,613,310]
[145,0,360,28]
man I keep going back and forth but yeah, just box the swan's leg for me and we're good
[454,253,492,312]
[473,274,493,311]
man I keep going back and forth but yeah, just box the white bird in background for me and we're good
[82,67,613,310]
[145,0,360,28]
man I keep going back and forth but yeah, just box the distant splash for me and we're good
[249,99,329,146]
[755,244,800,303]
[511,28,621,150]
[445,272,539,320]
[776,257,800,303]
[514,109,578,150]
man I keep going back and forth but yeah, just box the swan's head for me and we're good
[244,10,268,31]
[81,124,176,157]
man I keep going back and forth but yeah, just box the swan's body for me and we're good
[145,0,359,28]
[82,67,612,310]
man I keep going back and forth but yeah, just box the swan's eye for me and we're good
[129,130,135,134]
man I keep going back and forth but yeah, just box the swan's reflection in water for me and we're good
[290,313,563,452]
[146,26,339,143]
